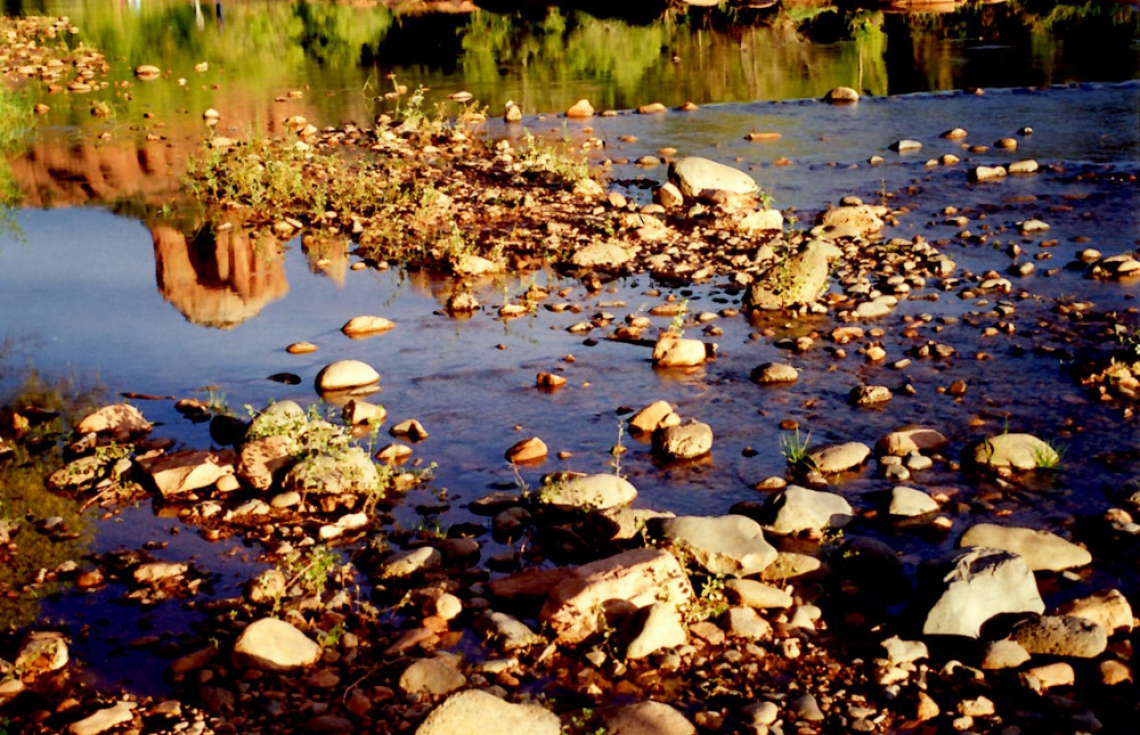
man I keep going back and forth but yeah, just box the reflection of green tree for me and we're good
[0,373,100,630]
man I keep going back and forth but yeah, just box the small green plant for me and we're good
[687,575,728,623]
[608,420,626,478]
[279,545,338,600]
[758,190,775,210]
[669,298,689,335]
[780,428,816,473]
[1032,440,1065,470]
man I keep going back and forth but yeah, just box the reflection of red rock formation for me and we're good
[152,223,289,328]
[8,139,183,207]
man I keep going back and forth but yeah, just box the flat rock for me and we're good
[540,548,694,644]
[538,473,637,510]
[76,404,151,441]
[399,658,466,696]
[668,156,759,198]
[604,701,695,735]
[968,433,1059,471]
[571,241,631,268]
[1055,589,1133,634]
[626,603,687,659]
[233,618,321,671]
[889,486,939,517]
[653,515,777,577]
[751,362,799,384]
[315,360,380,392]
[652,334,707,368]
[958,524,1091,571]
[139,449,235,498]
[764,485,853,534]
[379,546,441,578]
[921,548,1044,638]
[416,690,560,735]
[68,702,136,735]
[724,579,793,609]
[341,315,395,338]
[653,420,713,460]
[1011,615,1108,658]
[809,441,871,473]
[877,426,949,456]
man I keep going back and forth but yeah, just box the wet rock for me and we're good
[390,418,429,441]
[941,127,968,139]
[341,315,395,338]
[417,689,560,735]
[723,606,773,640]
[824,87,859,103]
[809,441,871,473]
[743,241,830,310]
[1055,589,1133,634]
[453,253,501,277]
[652,334,708,368]
[850,384,892,406]
[852,296,896,319]
[399,657,466,696]
[668,156,759,198]
[968,433,1059,471]
[1011,615,1107,658]
[139,449,235,498]
[724,579,792,609]
[233,618,321,671]
[653,515,777,576]
[506,437,548,464]
[816,204,887,238]
[637,102,668,114]
[315,360,380,392]
[343,399,386,426]
[629,400,678,433]
[1017,218,1050,233]
[68,701,136,735]
[653,420,713,460]
[890,139,923,152]
[764,485,853,534]
[571,241,632,268]
[1089,252,1140,280]
[603,701,695,735]
[889,486,939,517]
[969,165,1007,182]
[958,523,1091,571]
[1008,159,1038,174]
[537,473,637,510]
[76,403,151,441]
[540,548,694,644]
[446,292,479,314]
[626,602,687,659]
[981,639,1031,669]
[476,611,541,651]
[133,561,187,584]
[751,362,799,384]
[877,426,948,456]
[285,447,379,495]
[921,548,1044,638]
[238,435,297,491]
[379,546,441,578]
[504,101,522,122]
[566,99,594,118]
[16,631,69,677]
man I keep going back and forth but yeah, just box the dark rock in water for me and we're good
[210,414,248,446]
[267,372,301,385]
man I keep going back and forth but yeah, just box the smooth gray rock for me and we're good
[958,524,1091,571]
[809,441,871,473]
[764,485,853,534]
[653,515,777,577]
[889,486,939,517]
[626,603,687,660]
[314,360,380,392]
[233,618,320,671]
[921,548,1044,638]
[668,156,758,198]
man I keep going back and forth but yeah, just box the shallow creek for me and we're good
[0,1,1137,702]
